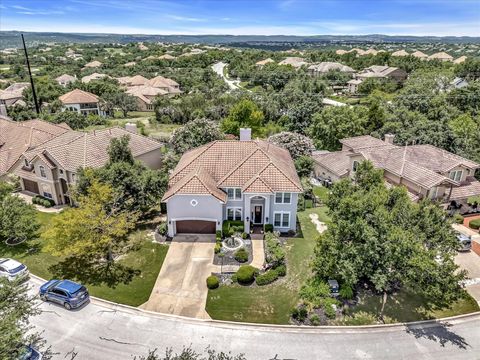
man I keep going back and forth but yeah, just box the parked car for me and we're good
[17,345,42,360]
[0,258,29,281]
[39,279,89,310]
[328,279,339,297]
[456,232,472,252]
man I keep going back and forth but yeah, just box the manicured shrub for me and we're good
[264,232,286,268]
[339,285,354,300]
[469,219,480,230]
[264,224,274,233]
[255,269,279,286]
[214,242,222,254]
[231,274,238,283]
[241,232,248,239]
[222,220,244,236]
[291,306,308,322]
[452,213,464,224]
[275,264,286,277]
[32,195,54,208]
[156,222,167,236]
[206,275,219,289]
[234,248,249,263]
[236,265,257,285]
[216,230,222,240]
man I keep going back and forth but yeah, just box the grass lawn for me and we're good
[0,211,168,307]
[313,186,330,204]
[206,207,330,324]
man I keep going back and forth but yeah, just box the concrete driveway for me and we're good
[141,235,217,319]
[456,251,480,304]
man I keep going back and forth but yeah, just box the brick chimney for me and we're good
[240,128,251,141]
[384,134,395,144]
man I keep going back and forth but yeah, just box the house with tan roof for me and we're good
[81,72,108,83]
[148,76,181,94]
[158,54,175,60]
[59,89,105,117]
[55,74,76,87]
[313,134,480,204]
[162,129,303,236]
[428,52,453,62]
[308,62,355,76]
[356,65,408,82]
[255,58,275,67]
[117,75,150,87]
[0,83,30,107]
[126,85,168,111]
[335,49,348,55]
[411,50,428,59]
[83,60,103,69]
[454,56,467,64]
[278,57,308,69]
[11,127,163,205]
[0,118,71,179]
[392,50,410,57]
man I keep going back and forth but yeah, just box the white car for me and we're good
[0,258,29,281]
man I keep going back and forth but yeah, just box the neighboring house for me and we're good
[428,52,453,62]
[55,74,76,87]
[347,79,363,94]
[0,82,29,107]
[162,128,303,237]
[81,73,108,83]
[124,61,136,67]
[83,60,103,69]
[139,43,149,51]
[0,118,71,178]
[411,50,428,59]
[255,58,275,67]
[117,75,150,87]
[450,77,469,90]
[307,62,355,76]
[349,48,366,56]
[158,54,175,60]
[356,65,408,82]
[59,89,105,116]
[454,56,468,64]
[335,49,348,55]
[391,50,410,57]
[148,76,182,94]
[312,135,480,203]
[278,57,308,68]
[12,127,163,205]
[126,85,168,111]
[363,48,379,55]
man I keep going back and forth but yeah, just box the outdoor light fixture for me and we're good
[246,217,250,222]
[266,217,269,223]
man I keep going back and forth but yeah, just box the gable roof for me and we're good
[55,74,76,83]
[428,52,453,61]
[256,58,275,66]
[308,62,354,73]
[392,50,409,57]
[163,140,302,202]
[148,76,179,88]
[59,89,99,104]
[411,50,428,59]
[83,60,102,68]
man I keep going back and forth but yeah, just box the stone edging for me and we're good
[29,274,480,332]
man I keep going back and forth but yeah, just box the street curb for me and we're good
[29,274,480,332]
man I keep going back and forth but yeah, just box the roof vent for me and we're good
[240,128,251,141]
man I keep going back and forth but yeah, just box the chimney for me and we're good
[240,128,251,141]
[384,134,395,144]
[0,104,7,117]
[125,122,137,134]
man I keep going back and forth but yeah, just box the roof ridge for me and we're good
[259,161,303,192]
[217,146,267,186]
[243,174,273,193]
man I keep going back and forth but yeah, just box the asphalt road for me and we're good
[28,279,480,360]
[211,62,242,90]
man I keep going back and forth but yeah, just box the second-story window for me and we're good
[449,170,463,182]
[24,159,29,167]
[227,188,242,200]
[39,166,47,178]
[352,160,360,172]
[275,192,291,204]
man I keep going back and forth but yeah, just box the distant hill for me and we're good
[2,31,480,49]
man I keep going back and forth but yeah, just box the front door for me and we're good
[254,206,262,224]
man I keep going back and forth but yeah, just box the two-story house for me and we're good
[313,135,480,203]
[11,127,163,205]
[59,89,106,116]
[162,129,303,237]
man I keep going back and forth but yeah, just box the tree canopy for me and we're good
[169,118,224,154]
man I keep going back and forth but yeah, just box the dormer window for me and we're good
[352,160,360,172]
[227,188,242,200]
[24,159,29,167]
[449,170,463,182]
[39,165,47,178]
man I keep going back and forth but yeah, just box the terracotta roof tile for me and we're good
[59,89,99,104]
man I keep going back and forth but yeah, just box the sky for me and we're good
[1,0,479,37]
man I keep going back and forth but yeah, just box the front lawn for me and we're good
[206,207,329,324]
[0,211,168,307]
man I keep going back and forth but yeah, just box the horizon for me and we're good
[2,0,479,37]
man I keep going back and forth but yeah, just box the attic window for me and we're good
[24,159,29,167]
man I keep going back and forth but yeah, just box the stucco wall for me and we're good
[313,163,342,182]
[135,149,162,170]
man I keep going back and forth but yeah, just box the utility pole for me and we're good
[21,34,39,114]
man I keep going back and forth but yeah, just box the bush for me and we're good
[275,264,287,277]
[339,285,354,300]
[291,306,308,322]
[241,232,248,239]
[264,232,286,267]
[156,222,167,236]
[264,224,274,233]
[310,314,321,326]
[331,311,378,326]
[453,213,464,224]
[222,220,244,236]
[255,269,279,286]
[32,195,54,208]
[214,242,222,254]
[469,219,480,230]
[324,303,336,319]
[234,248,249,263]
[236,265,258,285]
[216,230,222,240]
[206,275,220,289]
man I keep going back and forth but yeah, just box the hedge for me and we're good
[264,224,274,233]
[222,220,244,237]
[234,248,249,263]
[206,275,220,289]
[32,195,55,208]
[236,265,258,285]
[255,269,279,286]
[469,219,480,230]
[453,213,464,224]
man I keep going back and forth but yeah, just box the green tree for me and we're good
[169,118,224,154]
[294,155,314,178]
[268,131,315,159]
[108,135,135,165]
[220,99,264,137]
[104,92,138,118]
[312,161,465,321]
[0,190,39,244]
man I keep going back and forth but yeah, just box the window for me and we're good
[226,188,242,200]
[39,166,46,178]
[275,192,291,204]
[352,160,360,172]
[43,192,53,199]
[227,207,242,221]
[24,159,29,167]
[71,173,76,182]
[449,170,463,182]
[274,212,290,228]
[59,169,64,175]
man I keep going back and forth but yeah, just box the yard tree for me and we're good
[220,99,264,137]
[104,92,138,117]
[169,118,224,154]
[0,278,49,359]
[294,156,314,178]
[43,180,136,262]
[312,161,465,321]
[0,190,39,244]
[108,135,135,165]
[268,131,315,159]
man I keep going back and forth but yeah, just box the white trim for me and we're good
[274,192,292,204]
[449,170,463,182]
[226,187,242,201]
[252,204,264,224]
[226,207,242,221]
[273,211,291,228]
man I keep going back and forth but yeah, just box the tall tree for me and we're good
[268,131,315,159]
[220,99,264,137]
[108,135,135,165]
[169,118,224,154]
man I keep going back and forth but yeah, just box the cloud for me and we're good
[165,14,207,22]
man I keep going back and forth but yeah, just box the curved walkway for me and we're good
[28,277,480,359]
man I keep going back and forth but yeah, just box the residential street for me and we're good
[211,61,242,90]
[29,278,480,360]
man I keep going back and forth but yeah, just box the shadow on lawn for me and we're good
[405,322,470,350]
[49,255,140,288]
